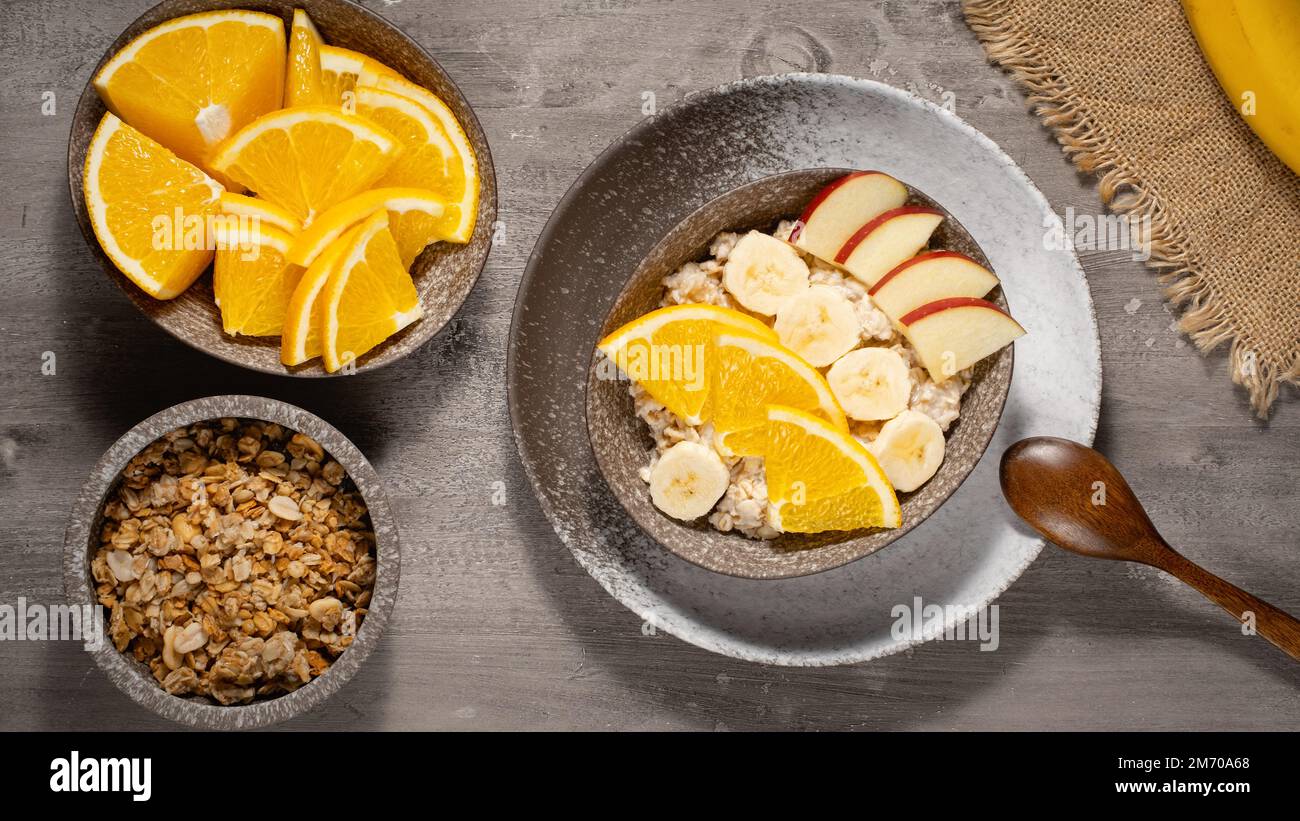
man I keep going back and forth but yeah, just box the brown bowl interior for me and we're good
[586,168,1013,580]
[67,0,496,376]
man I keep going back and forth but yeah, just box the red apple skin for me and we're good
[868,251,980,297]
[899,296,1011,326]
[834,206,944,264]
[790,171,886,243]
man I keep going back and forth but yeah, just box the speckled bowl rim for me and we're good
[63,395,400,728]
[508,72,1103,665]
[66,0,498,378]
[583,167,1013,579]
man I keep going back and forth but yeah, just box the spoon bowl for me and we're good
[1000,436,1163,563]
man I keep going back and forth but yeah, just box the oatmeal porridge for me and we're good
[635,223,971,538]
[598,170,1024,538]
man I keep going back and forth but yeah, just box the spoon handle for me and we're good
[1149,543,1300,661]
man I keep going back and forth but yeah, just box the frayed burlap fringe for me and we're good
[963,0,1299,417]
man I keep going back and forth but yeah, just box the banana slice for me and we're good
[648,441,731,521]
[867,409,945,492]
[722,230,810,316]
[773,285,860,367]
[826,347,910,421]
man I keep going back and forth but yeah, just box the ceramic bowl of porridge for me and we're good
[586,168,1020,579]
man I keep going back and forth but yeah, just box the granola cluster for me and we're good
[91,418,376,705]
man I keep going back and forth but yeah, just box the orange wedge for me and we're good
[706,333,846,433]
[319,210,422,372]
[281,226,358,366]
[724,405,900,532]
[209,106,400,224]
[211,222,302,336]
[92,10,285,181]
[357,76,479,242]
[83,113,224,299]
[351,87,462,246]
[285,9,325,107]
[286,187,445,269]
[319,45,401,107]
[355,55,413,89]
[596,305,778,425]
[218,192,301,234]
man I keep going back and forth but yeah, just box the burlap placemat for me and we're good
[964,0,1300,417]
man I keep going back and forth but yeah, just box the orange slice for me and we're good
[218,192,301,234]
[286,187,445,269]
[281,226,359,366]
[82,113,223,299]
[724,405,900,532]
[209,106,400,224]
[358,75,479,242]
[319,210,422,372]
[211,222,302,336]
[596,305,777,425]
[705,333,846,433]
[319,45,401,107]
[92,10,285,181]
[285,9,325,107]
[355,54,411,88]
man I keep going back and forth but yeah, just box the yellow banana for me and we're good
[1182,0,1300,175]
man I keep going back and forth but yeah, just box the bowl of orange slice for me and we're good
[68,0,495,375]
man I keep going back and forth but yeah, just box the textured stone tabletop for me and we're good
[1,0,1296,730]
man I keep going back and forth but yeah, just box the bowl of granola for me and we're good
[63,395,398,728]
[587,168,1021,579]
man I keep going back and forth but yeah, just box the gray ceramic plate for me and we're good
[63,395,399,728]
[67,0,497,376]
[509,74,1102,665]
[585,168,1013,579]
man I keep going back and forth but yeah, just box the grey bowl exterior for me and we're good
[63,395,399,728]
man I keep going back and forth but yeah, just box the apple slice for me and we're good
[790,171,907,263]
[869,251,1000,323]
[899,297,1026,382]
[835,206,943,287]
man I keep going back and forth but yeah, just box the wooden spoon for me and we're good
[1000,436,1300,661]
